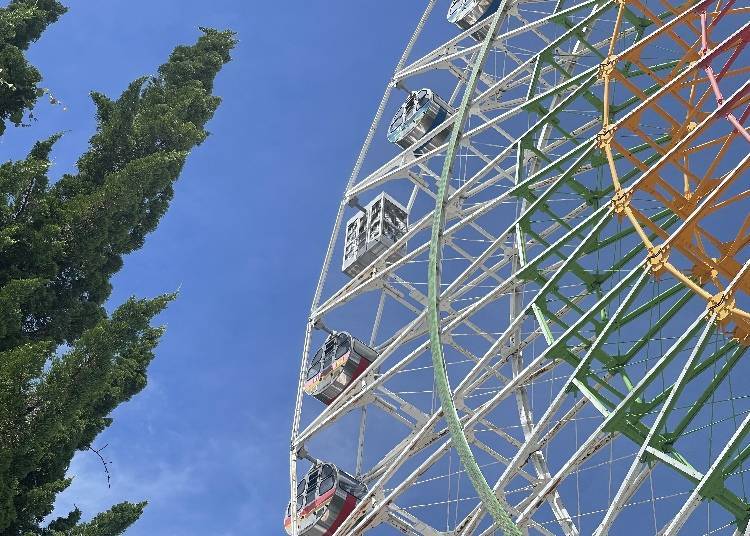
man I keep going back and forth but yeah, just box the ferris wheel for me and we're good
[288,1,750,535]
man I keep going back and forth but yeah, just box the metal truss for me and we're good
[290,1,750,535]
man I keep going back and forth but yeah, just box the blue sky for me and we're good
[0,1,428,534]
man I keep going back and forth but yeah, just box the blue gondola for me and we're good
[447,0,502,39]
[387,88,450,152]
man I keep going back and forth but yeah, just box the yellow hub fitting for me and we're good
[612,188,633,216]
[596,124,616,149]
[646,245,670,276]
[598,55,618,80]
[707,292,735,324]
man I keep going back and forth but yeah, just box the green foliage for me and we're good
[0,6,235,534]
[0,1,66,132]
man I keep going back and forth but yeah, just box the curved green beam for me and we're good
[426,3,522,535]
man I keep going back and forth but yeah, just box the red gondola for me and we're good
[303,332,378,405]
[284,462,366,536]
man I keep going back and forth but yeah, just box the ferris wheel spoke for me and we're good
[454,209,618,396]
[664,343,748,447]
[593,462,654,536]
[362,421,445,485]
[330,412,445,535]
[594,318,718,535]
[487,265,650,502]
[349,433,557,536]
[362,330,584,532]
[359,336,561,488]
[386,503,447,536]
[527,331,750,532]
[450,209,615,400]
[515,311,713,526]
[663,409,750,535]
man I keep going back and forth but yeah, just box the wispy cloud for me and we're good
[49,448,199,524]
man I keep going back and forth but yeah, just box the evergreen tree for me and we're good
[0,1,235,533]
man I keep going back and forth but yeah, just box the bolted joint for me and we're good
[311,317,334,335]
[646,244,670,276]
[596,124,616,149]
[295,444,311,460]
[611,188,633,216]
[390,79,407,93]
[699,473,725,501]
[347,196,368,214]
[706,292,735,324]
[598,54,618,80]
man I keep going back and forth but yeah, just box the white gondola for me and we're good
[386,88,450,152]
[304,332,378,405]
[284,462,367,536]
[342,192,407,278]
[447,0,502,39]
